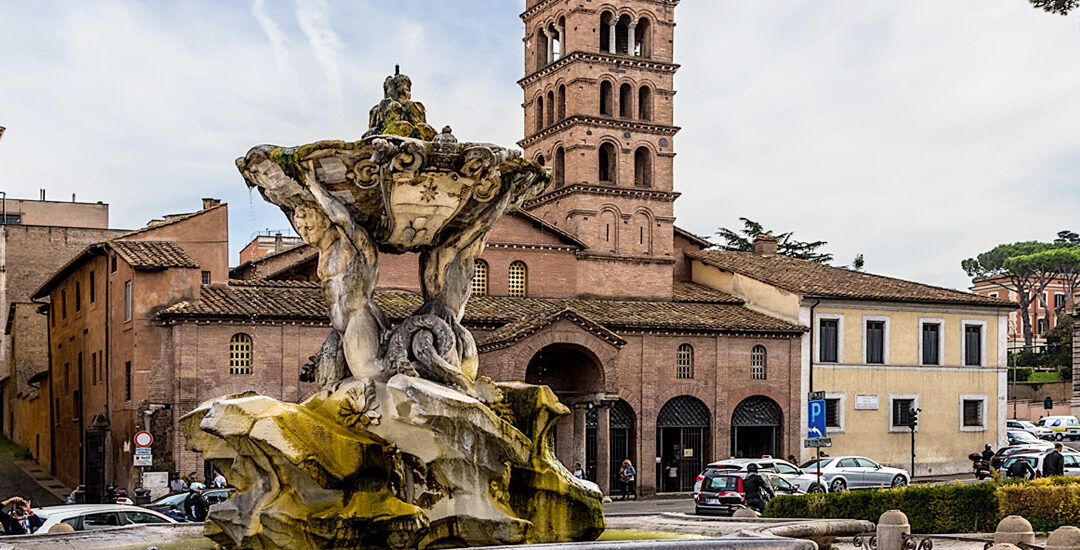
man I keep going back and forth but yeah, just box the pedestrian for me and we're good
[1006,457,1036,480]
[742,464,775,514]
[618,459,637,500]
[184,486,209,522]
[572,463,584,479]
[170,474,188,493]
[0,496,39,535]
[1044,443,1065,477]
[786,455,798,466]
[666,460,678,491]
[212,470,227,488]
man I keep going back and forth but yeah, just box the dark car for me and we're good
[694,472,800,516]
[145,488,234,520]
[991,444,1052,470]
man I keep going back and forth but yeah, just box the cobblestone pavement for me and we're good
[0,448,62,507]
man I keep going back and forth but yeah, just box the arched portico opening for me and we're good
[656,396,709,492]
[526,343,605,473]
[731,395,783,459]
[586,398,635,490]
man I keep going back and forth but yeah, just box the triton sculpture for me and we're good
[181,70,604,549]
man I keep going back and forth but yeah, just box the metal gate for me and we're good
[656,396,710,492]
[609,400,636,491]
[731,395,783,459]
[586,408,598,481]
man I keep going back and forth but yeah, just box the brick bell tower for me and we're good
[518,0,681,299]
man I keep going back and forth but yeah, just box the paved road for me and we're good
[0,448,62,507]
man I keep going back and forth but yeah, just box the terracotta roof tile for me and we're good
[109,240,199,269]
[672,281,742,304]
[689,250,1015,308]
[160,284,806,338]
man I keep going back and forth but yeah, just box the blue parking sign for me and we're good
[808,399,827,439]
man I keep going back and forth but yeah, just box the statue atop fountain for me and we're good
[180,70,604,550]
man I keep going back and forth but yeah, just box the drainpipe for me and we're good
[809,299,821,393]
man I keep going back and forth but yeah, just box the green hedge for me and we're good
[766,477,1080,533]
[764,483,997,533]
[1008,366,1033,382]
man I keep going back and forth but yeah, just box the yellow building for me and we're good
[688,236,1016,475]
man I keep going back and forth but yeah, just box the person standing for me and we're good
[742,464,775,514]
[1044,443,1065,477]
[212,470,227,488]
[572,463,584,480]
[618,459,637,500]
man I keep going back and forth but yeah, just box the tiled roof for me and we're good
[109,241,200,269]
[160,284,806,339]
[689,250,1016,308]
[673,226,714,249]
[672,281,742,304]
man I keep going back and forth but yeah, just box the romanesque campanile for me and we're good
[519,0,680,299]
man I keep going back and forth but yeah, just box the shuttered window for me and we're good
[964,325,982,366]
[750,345,766,380]
[963,399,983,427]
[866,321,885,364]
[819,319,838,363]
[921,323,940,365]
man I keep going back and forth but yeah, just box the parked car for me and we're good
[1000,448,1080,479]
[991,443,1053,470]
[1008,430,1044,446]
[31,504,175,533]
[694,471,801,516]
[693,457,827,494]
[797,456,909,492]
[1036,416,1080,441]
[1007,419,1053,440]
[145,488,234,520]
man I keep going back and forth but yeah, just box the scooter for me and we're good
[968,452,992,480]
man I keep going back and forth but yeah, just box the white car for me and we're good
[799,456,909,492]
[1007,419,1053,440]
[32,504,176,534]
[1001,448,1080,478]
[1036,416,1080,441]
[694,457,828,494]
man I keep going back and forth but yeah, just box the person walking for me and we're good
[618,459,637,500]
[742,464,775,514]
[1044,443,1066,477]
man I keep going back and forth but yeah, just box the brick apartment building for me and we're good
[970,275,1078,348]
[0,194,126,467]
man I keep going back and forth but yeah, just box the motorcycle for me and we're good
[968,452,992,480]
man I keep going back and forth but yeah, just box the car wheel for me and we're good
[694,507,702,516]
[808,484,824,493]
[891,475,907,488]
[830,478,846,492]
[1056,433,1065,441]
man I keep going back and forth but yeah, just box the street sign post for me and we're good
[808,399,827,439]
[134,431,153,448]
[804,437,832,448]
[134,446,152,467]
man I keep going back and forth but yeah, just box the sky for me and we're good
[1,0,1078,290]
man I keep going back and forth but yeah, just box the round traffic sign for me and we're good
[134,431,153,447]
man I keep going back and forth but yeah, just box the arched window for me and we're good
[557,85,566,120]
[536,28,548,71]
[598,143,616,184]
[676,344,694,379]
[634,147,652,187]
[535,96,544,132]
[536,154,545,168]
[638,86,652,120]
[546,90,555,127]
[229,333,253,375]
[554,147,565,187]
[751,345,767,380]
[599,81,613,116]
[508,261,527,297]
[635,17,651,57]
[616,15,631,54]
[619,83,632,118]
[471,260,488,297]
[599,11,614,52]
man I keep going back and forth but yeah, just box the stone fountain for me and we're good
[180,69,604,549]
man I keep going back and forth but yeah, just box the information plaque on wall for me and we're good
[854,394,879,410]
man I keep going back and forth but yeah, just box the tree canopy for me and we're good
[716,217,833,263]
[1029,0,1078,15]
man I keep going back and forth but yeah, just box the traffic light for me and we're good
[907,407,920,430]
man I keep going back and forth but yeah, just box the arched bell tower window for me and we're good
[638,86,652,121]
[472,260,488,297]
[536,28,548,71]
[635,17,651,57]
[599,11,615,52]
[751,345,767,380]
[546,90,555,127]
[599,81,613,116]
[508,261,528,297]
[619,83,632,118]
[535,96,544,132]
[536,154,545,168]
[634,147,652,187]
[554,147,566,188]
[557,85,566,120]
[677,344,694,379]
[229,333,253,375]
[598,143,616,185]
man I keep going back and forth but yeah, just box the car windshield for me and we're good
[701,475,739,492]
[800,458,833,469]
[1011,432,1039,443]
[151,493,187,506]
[1018,420,1036,429]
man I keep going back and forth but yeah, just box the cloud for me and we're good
[293,0,345,109]
[251,0,290,73]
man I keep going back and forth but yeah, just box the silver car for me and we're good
[1007,419,1053,440]
[800,456,909,491]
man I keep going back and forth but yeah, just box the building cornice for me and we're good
[524,183,679,209]
[575,251,676,265]
[519,115,679,148]
[521,0,680,22]
[518,51,679,88]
